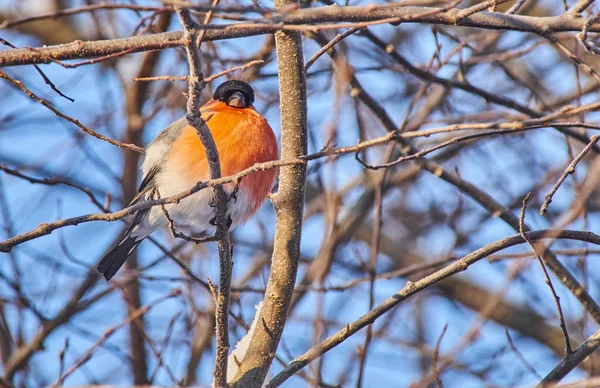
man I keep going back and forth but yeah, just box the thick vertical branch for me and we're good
[229,1,307,386]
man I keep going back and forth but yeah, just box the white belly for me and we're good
[131,184,252,240]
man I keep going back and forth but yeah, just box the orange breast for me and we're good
[168,103,279,217]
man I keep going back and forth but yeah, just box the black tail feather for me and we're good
[97,236,143,281]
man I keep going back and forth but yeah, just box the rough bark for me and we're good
[229,0,307,385]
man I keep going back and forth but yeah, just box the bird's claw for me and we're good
[228,184,239,204]
[229,191,238,204]
[209,215,233,229]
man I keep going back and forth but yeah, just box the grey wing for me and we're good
[129,164,160,205]
[130,117,188,205]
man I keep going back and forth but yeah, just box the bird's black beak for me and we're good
[227,91,247,108]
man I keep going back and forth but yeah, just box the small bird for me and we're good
[97,80,278,280]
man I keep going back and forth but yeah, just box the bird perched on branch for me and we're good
[97,80,278,281]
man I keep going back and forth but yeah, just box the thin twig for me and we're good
[569,0,596,14]
[357,145,390,388]
[4,109,600,253]
[52,289,181,386]
[541,135,600,215]
[0,37,74,101]
[197,0,222,46]
[23,45,141,69]
[0,138,377,252]
[506,330,541,379]
[5,109,600,252]
[432,324,448,388]
[133,59,264,82]
[0,164,108,212]
[507,0,529,14]
[0,70,143,153]
[520,193,572,354]
[546,34,600,83]
[455,0,512,20]
[305,28,360,71]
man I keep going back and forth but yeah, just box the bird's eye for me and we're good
[227,91,247,108]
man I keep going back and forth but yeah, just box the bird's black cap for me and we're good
[213,80,255,106]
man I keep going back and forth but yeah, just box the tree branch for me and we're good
[229,0,307,384]
[2,5,600,67]
[540,330,600,385]
[266,230,600,387]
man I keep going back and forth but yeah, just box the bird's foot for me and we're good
[228,184,239,204]
[208,214,232,230]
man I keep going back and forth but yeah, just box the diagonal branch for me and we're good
[0,70,143,153]
[266,229,600,387]
[540,329,600,385]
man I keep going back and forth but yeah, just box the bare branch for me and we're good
[3,6,600,67]
[0,70,143,153]
[520,193,571,353]
[540,330,600,385]
[267,229,600,387]
[541,135,600,215]
[229,0,307,384]
[133,59,264,82]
